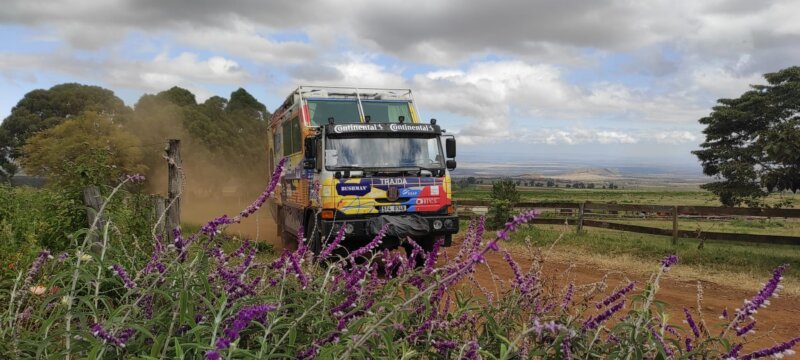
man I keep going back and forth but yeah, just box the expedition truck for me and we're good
[267,86,458,256]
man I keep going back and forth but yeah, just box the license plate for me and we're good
[379,205,407,213]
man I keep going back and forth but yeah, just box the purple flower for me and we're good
[561,335,572,359]
[214,304,277,352]
[596,282,635,309]
[740,337,800,359]
[496,210,538,241]
[728,264,786,332]
[650,327,674,357]
[22,250,50,291]
[736,320,756,336]
[90,323,135,347]
[205,350,221,360]
[57,252,68,262]
[236,157,286,221]
[432,339,457,354]
[685,337,693,353]
[110,264,136,289]
[562,282,574,310]
[584,300,626,330]
[724,343,743,359]
[661,255,678,269]
[348,224,389,259]
[683,307,700,338]
[463,341,479,360]
[423,237,443,275]
[125,174,146,183]
[318,226,346,260]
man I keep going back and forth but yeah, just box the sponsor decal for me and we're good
[328,123,439,134]
[336,183,371,196]
[430,185,440,196]
[333,124,385,133]
[415,198,439,205]
[376,178,408,185]
[389,123,434,132]
[399,188,420,197]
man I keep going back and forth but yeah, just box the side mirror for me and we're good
[445,137,456,158]
[303,159,316,169]
[304,137,317,159]
[446,159,457,170]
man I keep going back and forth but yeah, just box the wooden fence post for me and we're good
[166,139,182,234]
[577,202,585,233]
[672,205,678,245]
[153,196,166,238]
[83,185,104,253]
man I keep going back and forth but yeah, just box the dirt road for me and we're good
[449,243,799,353]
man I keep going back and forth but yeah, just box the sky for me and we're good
[1,0,799,170]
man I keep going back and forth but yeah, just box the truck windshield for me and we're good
[307,99,413,125]
[307,99,360,125]
[361,101,412,123]
[326,136,444,170]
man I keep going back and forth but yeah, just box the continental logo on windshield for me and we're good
[327,123,439,134]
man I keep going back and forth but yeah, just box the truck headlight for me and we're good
[345,223,355,234]
[433,220,443,230]
[444,219,454,229]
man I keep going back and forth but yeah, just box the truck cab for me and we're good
[268,86,458,255]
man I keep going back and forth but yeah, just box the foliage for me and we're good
[127,86,270,195]
[0,83,131,181]
[0,185,85,256]
[693,66,800,207]
[488,179,520,229]
[19,112,146,193]
[2,166,800,359]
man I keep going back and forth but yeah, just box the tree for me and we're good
[467,176,476,185]
[546,180,555,188]
[693,66,800,206]
[0,83,131,181]
[487,179,520,229]
[20,112,146,192]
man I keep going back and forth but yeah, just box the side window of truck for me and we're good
[282,117,302,155]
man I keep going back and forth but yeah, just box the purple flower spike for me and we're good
[596,281,635,309]
[583,300,626,330]
[561,335,572,359]
[562,282,574,310]
[736,320,756,336]
[661,255,678,269]
[349,224,389,259]
[683,307,700,338]
[318,225,346,260]
[125,173,146,183]
[496,210,538,241]
[730,264,787,330]
[740,337,800,360]
[432,339,457,354]
[90,323,135,347]
[463,341,479,360]
[214,304,277,353]
[22,250,50,291]
[111,264,136,289]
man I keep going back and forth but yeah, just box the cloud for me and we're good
[0,51,250,101]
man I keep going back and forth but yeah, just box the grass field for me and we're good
[455,184,800,286]
[454,184,800,207]
[503,223,800,286]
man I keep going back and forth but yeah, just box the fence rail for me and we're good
[456,200,800,245]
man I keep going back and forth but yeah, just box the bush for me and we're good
[2,164,799,359]
[487,179,520,230]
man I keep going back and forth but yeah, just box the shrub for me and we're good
[2,162,799,359]
[487,179,520,230]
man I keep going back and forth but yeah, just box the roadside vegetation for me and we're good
[3,166,799,359]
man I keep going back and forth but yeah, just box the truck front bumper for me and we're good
[318,214,459,247]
